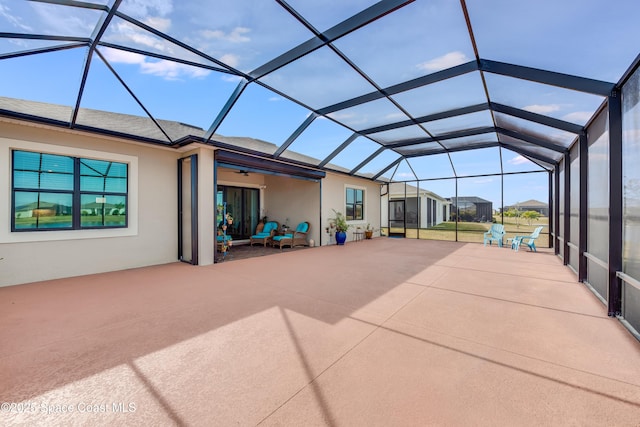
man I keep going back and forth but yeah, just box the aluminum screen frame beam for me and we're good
[578,132,588,282]
[372,157,403,181]
[496,127,568,153]
[608,92,623,316]
[251,0,414,79]
[349,146,386,175]
[318,133,360,168]
[563,153,571,264]
[402,141,499,157]
[317,61,478,115]
[204,79,249,141]
[273,112,317,158]
[386,126,495,149]
[499,143,558,166]
[491,102,584,134]
[0,32,91,43]
[114,12,243,77]
[93,48,173,143]
[0,42,88,60]
[361,103,489,135]
[69,0,123,127]
[30,0,108,10]
[480,59,615,96]
[98,42,232,75]
[554,168,560,255]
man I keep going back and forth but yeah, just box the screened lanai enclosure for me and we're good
[1,1,640,332]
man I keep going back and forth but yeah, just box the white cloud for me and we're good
[0,3,32,31]
[102,48,145,65]
[508,155,530,165]
[101,47,210,80]
[120,0,173,19]
[140,60,210,80]
[562,111,593,123]
[201,27,251,43]
[221,74,244,83]
[269,97,283,102]
[219,53,240,68]
[144,16,171,32]
[474,177,494,184]
[114,21,171,52]
[396,172,415,178]
[31,2,95,35]
[327,111,369,127]
[523,104,561,114]
[385,112,406,121]
[417,51,469,72]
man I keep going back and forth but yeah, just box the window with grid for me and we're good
[12,150,128,231]
[346,187,364,221]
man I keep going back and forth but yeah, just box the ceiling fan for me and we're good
[235,170,249,176]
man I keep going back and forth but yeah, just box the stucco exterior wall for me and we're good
[264,174,321,246]
[322,172,381,245]
[0,121,386,286]
[0,121,179,286]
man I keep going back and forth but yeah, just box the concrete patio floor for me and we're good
[2,238,640,426]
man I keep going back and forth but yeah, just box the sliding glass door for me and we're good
[216,186,259,239]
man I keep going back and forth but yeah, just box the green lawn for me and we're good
[383,216,550,246]
[15,215,125,228]
[427,221,488,232]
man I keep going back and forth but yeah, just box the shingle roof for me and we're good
[448,196,492,204]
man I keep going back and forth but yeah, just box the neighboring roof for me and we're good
[448,196,493,204]
[0,96,205,142]
[0,96,358,176]
[388,182,449,202]
[505,199,548,208]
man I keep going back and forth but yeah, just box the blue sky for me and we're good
[1,0,639,208]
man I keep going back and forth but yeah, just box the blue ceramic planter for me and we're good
[335,231,347,245]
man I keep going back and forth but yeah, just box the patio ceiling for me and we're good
[1,0,639,181]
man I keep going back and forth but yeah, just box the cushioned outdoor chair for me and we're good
[272,221,310,250]
[483,223,505,247]
[512,226,544,252]
[250,221,279,247]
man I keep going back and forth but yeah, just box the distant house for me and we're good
[388,183,451,228]
[448,196,493,222]
[503,199,549,216]
[15,201,71,218]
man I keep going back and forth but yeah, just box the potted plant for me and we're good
[329,209,350,245]
[365,223,374,239]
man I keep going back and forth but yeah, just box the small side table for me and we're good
[353,230,364,242]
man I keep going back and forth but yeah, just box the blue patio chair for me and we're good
[249,221,279,247]
[512,226,544,252]
[483,223,505,247]
[272,221,310,250]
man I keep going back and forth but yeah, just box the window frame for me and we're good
[11,149,129,232]
[345,186,365,221]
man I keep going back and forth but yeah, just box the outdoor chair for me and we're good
[250,221,279,247]
[483,223,505,247]
[511,226,544,252]
[272,221,310,250]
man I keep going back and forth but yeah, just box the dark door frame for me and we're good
[178,154,198,265]
[388,199,406,238]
